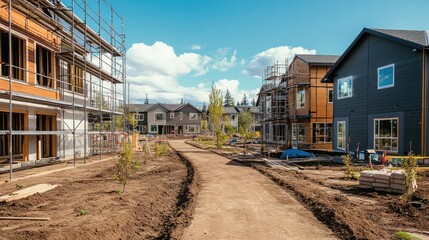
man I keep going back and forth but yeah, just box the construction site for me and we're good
[0,0,126,178]
[259,55,338,151]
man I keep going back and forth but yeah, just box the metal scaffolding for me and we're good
[259,61,288,148]
[0,0,126,179]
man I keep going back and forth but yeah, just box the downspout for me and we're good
[422,48,426,155]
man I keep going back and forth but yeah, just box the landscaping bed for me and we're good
[0,145,196,240]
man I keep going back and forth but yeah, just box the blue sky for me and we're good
[108,0,429,106]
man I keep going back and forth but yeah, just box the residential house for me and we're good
[0,0,125,164]
[130,103,202,135]
[322,28,429,155]
[287,54,339,149]
[223,107,240,130]
[236,106,261,133]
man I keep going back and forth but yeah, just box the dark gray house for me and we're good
[322,28,429,155]
[130,103,202,135]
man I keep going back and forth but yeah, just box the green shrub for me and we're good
[394,231,421,240]
[77,209,88,216]
[401,152,418,201]
[154,142,169,157]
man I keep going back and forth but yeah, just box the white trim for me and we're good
[337,121,346,150]
[296,89,305,109]
[170,112,175,119]
[377,64,395,90]
[373,117,399,153]
[337,76,353,99]
[154,112,166,121]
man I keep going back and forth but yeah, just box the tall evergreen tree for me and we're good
[251,98,256,106]
[223,89,235,107]
[241,94,249,106]
[202,102,207,114]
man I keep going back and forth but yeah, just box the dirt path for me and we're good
[169,140,337,240]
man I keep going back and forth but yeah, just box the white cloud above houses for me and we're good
[191,44,202,50]
[212,50,237,72]
[242,46,316,78]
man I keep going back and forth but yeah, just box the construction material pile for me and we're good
[358,169,417,193]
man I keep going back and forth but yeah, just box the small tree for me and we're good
[114,143,140,193]
[238,110,254,153]
[402,152,418,201]
[208,83,224,148]
[201,119,208,134]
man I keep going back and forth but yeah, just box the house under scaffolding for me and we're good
[259,61,288,147]
[0,0,126,177]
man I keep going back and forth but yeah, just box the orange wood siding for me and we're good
[0,2,60,100]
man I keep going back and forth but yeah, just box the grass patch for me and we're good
[394,231,421,240]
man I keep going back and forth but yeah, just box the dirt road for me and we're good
[169,140,337,240]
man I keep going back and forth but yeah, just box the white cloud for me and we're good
[212,50,237,72]
[214,79,259,105]
[126,41,214,105]
[242,46,316,78]
[191,44,202,50]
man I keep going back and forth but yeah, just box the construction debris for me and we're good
[358,170,417,193]
[0,217,50,221]
[0,184,58,202]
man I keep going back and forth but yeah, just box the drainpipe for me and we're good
[422,48,426,155]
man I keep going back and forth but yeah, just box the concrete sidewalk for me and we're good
[169,140,337,240]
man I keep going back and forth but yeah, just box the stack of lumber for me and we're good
[358,170,416,193]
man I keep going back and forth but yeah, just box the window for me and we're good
[328,89,333,103]
[36,45,54,88]
[170,113,175,119]
[189,113,198,120]
[150,125,157,132]
[378,64,394,89]
[68,64,84,94]
[0,31,26,81]
[188,125,198,133]
[134,114,144,121]
[155,112,166,121]
[337,76,353,99]
[231,114,236,121]
[374,118,398,152]
[313,123,332,143]
[292,123,305,145]
[337,121,346,150]
[297,89,305,109]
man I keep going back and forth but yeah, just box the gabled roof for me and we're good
[295,54,340,66]
[223,107,239,114]
[130,103,201,113]
[322,28,429,83]
[237,106,259,113]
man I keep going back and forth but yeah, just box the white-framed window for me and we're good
[297,89,305,109]
[378,64,394,89]
[170,113,175,119]
[155,112,166,121]
[328,89,333,103]
[374,118,398,152]
[337,121,346,150]
[313,123,332,143]
[231,114,236,121]
[150,125,157,132]
[0,30,27,81]
[189,113,198,120]
[134,114,144,120]
[337,76,353,99]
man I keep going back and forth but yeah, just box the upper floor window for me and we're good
[328,89,333,103]
[0,31,26,81]
[68,64,84,94]
[170,113,175,119]
[337,76,353,99]
[378,64,394,89]
[155,112,166,121]
[36,45,54,88]
[297,89,305,109]
[134,114,144,120]
[189,113,198,120]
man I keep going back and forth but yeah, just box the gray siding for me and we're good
[333,34,423,154]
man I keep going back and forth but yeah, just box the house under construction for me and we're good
[258,55,339,150]
[258,61,288,146]
[0,0,126,175]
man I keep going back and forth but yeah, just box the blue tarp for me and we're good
[280,149,313,160]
